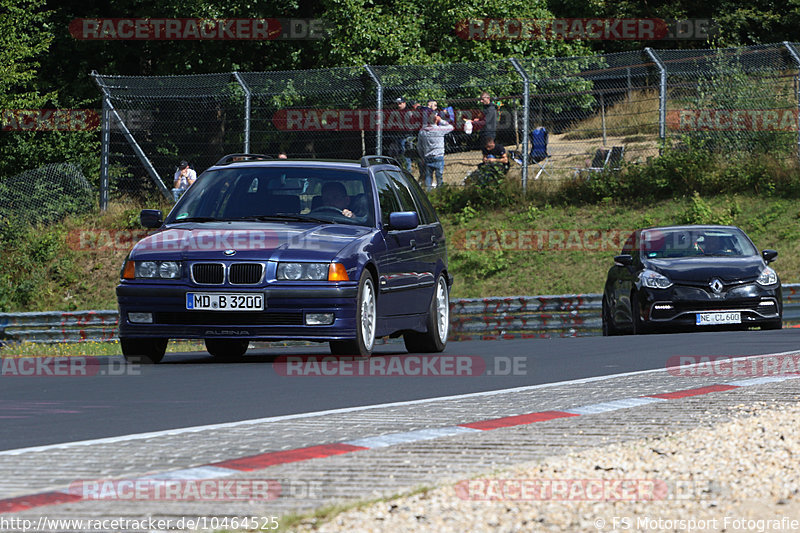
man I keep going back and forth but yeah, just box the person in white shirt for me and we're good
[172,160,197,202]
[416,114,454,190]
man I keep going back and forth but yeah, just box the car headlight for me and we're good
[756,266,778,286]
[640,269,672,289]
[277,262,329,281]
[130,260,182,279]
[158,261,181,279]
[135,261,158,278]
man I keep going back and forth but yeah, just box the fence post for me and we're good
[626,67,632,102]
[233,72,251,153]
[510,58,529,192]
[600,93,607,146]
[645,48,667,145]
[100,93,110,211]
[784,42,800,163]
[364,65,382,156]
[91,73,172,202]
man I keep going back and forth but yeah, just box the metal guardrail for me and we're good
[0,310,119,344]
[449,294,602,341]
[2,285,799,344]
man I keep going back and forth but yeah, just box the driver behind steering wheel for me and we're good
[699,234,725,255]
[320,182,353,218]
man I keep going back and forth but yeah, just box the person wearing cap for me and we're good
[390,97,414,172]
[172,160,197,202]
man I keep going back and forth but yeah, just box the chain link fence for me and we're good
[0,163,95,226]
[661,44,799,155]
[92,42,800,204]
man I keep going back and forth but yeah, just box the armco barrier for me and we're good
[449,294,602,341]
[1,284,799,344]
[0,310,119,344]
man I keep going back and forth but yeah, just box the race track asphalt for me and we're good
[1,329,798,451]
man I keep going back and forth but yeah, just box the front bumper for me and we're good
[637,283,782,329]
[117,282,359,340]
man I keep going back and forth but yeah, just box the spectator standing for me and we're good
[467,92,498,147]
[390,97,414,172]
[417,114,454,190]
[172,160,197,202]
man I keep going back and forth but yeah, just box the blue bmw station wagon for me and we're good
[117,154,451,363]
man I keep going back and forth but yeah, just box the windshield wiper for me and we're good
[234,214,333,224]
[170,217,223,223]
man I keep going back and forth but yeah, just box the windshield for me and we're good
[640,228,758,259]
[166,166,375,227]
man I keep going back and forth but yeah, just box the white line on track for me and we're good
[2,350,797,456]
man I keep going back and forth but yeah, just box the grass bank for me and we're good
[0,193,798,312]
[442,194,800,297]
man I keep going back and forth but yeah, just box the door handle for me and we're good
[410,239,416,250]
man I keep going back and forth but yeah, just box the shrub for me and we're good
[554,139,800,205]
[430,165,522,214]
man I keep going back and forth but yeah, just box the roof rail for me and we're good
[359,155,400,168]
[214,153,274,166]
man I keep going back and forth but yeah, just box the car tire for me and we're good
[404,274,449,353]
[602,296,621,336]
[631,294,649,335]
[121,338,168,364]
[761,318,783,330]
[328,269,377,357]
[205,339,249,362]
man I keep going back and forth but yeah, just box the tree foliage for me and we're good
[2,0,798,184]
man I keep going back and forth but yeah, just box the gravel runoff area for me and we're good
[290,400,800,533]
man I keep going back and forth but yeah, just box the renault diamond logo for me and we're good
[709,278,723,293]
[223,249,236,256]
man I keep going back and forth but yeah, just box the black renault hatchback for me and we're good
[602,225,781,335]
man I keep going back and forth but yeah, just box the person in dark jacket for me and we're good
[466,92,498,147]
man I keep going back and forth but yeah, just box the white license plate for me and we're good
[696,311,741,326]
[186,293,264,311]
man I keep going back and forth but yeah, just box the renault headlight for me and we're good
[640,269,672,289]
[756,266,778,286]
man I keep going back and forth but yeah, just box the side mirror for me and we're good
[388,211,419,231]
[614,254,633,266]
[762,249,778,263]
[140,209,163,229]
